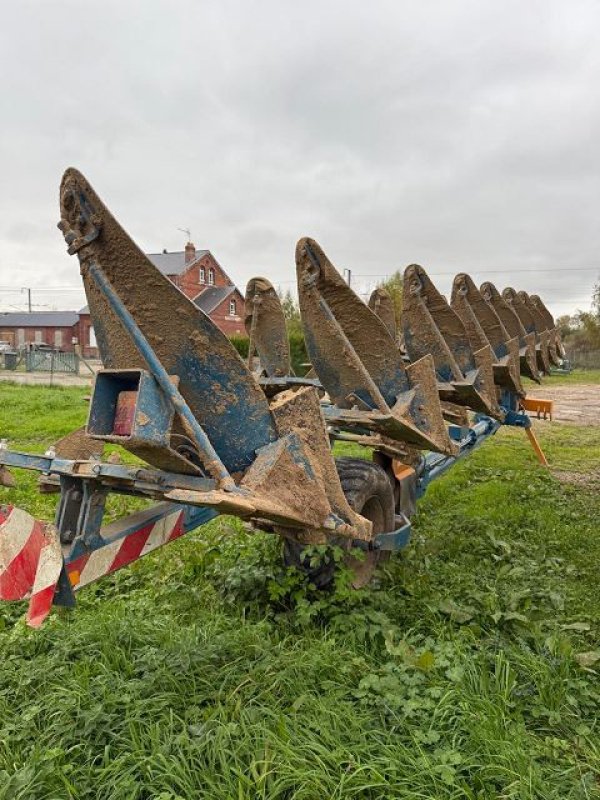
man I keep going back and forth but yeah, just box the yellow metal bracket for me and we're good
[519,396,553,421]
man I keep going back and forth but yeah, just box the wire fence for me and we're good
[1,349,79,374]
[564,347,600,370]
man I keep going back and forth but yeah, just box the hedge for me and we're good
[229,332,309,376]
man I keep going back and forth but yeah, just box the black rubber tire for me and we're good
[283,457,395,589]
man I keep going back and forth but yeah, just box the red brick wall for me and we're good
[0,326,77,351]
[169,253,231,300]
[209,290,246,336]
[76,314,98,358]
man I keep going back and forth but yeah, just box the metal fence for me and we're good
[25,351,79,373]
[564,348,600,370]
[1,349,80,374]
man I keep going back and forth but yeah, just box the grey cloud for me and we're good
[0,0,599,320]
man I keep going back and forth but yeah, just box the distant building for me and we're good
[0,310,91,355]
[0,243,245,358]
[146,242,245,337]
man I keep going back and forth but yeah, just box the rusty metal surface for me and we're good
[245,277,292,377]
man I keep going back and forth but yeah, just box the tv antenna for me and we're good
[177,227,192,241]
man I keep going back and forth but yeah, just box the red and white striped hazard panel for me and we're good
[0,506,63,627]
[0,505,185,627]
[66,509,184,591]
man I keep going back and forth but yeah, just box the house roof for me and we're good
[0,311,80,328]
[193,285,236,314]
[146,249,210,276]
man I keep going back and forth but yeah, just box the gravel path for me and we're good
[526,383,600,426]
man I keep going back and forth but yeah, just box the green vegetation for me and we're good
[230,332,309,377]
[523,368,600,386]
[0,383,600,798]
[559,280,600,347]
[377,269,404,331]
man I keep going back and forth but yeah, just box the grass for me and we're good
[523,368,600,386]
[1,381,600,798]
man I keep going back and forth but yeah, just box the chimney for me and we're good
[184,241,196,264]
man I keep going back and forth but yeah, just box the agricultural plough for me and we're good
[0,169,565,625]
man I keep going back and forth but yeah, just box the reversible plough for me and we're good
[0,169,564,625]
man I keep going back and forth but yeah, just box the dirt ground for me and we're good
[0,371,95,387]
[0,360,101,387]
[526,383,600,486]
[526,383,600,426]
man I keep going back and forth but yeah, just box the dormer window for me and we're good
[200,267,205,283]
[208,268,215,286]
[229,299,237,315]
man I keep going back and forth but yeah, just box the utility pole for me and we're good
[21,287,32,312]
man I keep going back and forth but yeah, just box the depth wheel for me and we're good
[282,457,395,589]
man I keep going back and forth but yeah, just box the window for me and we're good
[34,330,42,344]
[89,326,97,348]
[54,330,63,348]
[200,267,205,283]
[229,299,237,316]
[208,268,215,286]
[17,328,25,345]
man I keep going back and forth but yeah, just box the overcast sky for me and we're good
[1,0,599,319]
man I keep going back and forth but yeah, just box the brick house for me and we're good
[0,311,82,352]
[193,285,245,336]
[0,243,245,357]
[146,242,245,336]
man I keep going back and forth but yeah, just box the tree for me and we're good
[378,269,404,329]
[556,314,574,340]
[278,288,303,336]
[561,278,600,352]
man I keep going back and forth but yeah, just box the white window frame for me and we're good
[229,299,237,316]
[17,328,25,346]
[34,330,42,344]
[54,330,63,348]
[200,267,205,283]
[208,268,215,286]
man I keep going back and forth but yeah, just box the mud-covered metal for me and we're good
[296,238,457,456]
[502,287,551,374]
[529,295,565,359]
[520,292,561,367]
[368,287,397,341]
[58,168,279,476]
[402,264,504,417]
[245,277,292,377]
[450,273,523,396]
[56,170,378,547]
[480,281,540,382]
